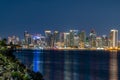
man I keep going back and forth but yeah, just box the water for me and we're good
[13,50,119,80]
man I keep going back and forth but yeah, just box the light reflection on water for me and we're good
[33,50,44,73]
[64,51,73,80]
[109,51,118,80]
[33,50,40,72]
[13,50,119,80]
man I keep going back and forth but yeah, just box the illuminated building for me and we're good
[79,31,86,42]
[53,31,59,47]
[109,29,118,48]
[12,36,16,44]
[74,35,79,48]
[69,30,79,47]
[70,30,74,47]
[7,36,20,45]
[45,30,52,47]
[28,36,32,44]
[96,37,102,48]
[24,31,29,44]
[23,31,32,47]
[64,32,70,47]
[32,34,41,45]
[59,32,64,47]
[7,37,12,44]
[79,31,86,48]
[102,35,109,48]
[60,32,64,43]
[84,37,91,48]
[89,29,96,48]
[118,41,120,48]
[32,34,46,47]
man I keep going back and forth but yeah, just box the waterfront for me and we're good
[13,50,119,80]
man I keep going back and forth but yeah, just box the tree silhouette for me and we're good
[0,38,7,47]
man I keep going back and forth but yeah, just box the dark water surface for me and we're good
[13,50,119,80]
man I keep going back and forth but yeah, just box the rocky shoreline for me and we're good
[0,49,43,80]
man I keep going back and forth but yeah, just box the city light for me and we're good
[4,29,120,50]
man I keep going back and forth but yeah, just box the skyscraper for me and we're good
[69,30,79,47]
[24,31,32,46]
[102,35,109,48]
[89,29,96,48]
[24,31,29,45]
[96,37,102,48]
[59,32,64,47]
[79,31,86,48]
[53,31,59,47]
[45,30,52,47]
[64,32,70,47]
[79,31,86,42]
[110,29,118,48]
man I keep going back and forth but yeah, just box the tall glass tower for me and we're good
[89,29,96,48]
[69,30,79,47]
[110,29,118,48]
[45,30,52,47]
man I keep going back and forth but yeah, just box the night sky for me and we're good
[0,0,120,38]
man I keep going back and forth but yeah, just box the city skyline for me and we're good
[5,29,119,50]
